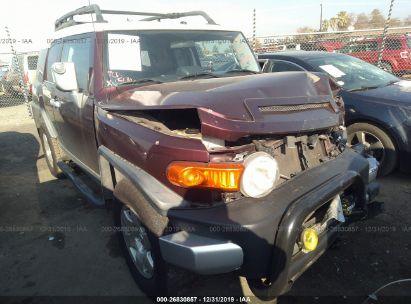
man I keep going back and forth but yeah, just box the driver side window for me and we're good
[61,37,91,92]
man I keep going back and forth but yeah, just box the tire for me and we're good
[379,62,393,74]
[39,128,65,178]
[113,181,169,297]
[347,123,397,176]
[245,278,278,301]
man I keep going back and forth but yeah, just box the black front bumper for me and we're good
[166,149,376,295]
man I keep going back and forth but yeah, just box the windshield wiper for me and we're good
[179,72,219,80]
[118,79,163,86]
[223,69,260,75]
[384,80,399,87]
[348,85,380,92]
[348,80,399,92]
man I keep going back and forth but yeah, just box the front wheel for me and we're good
[113,197,168,297]
[245,278,277,302]
[347,123,397,176]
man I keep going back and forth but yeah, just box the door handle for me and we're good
[50,98,61,108]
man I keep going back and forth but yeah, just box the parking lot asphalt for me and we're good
[0,104,411,304]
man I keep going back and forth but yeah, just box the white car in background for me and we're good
[3,52,39,96]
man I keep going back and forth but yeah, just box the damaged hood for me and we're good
[102,72,342,141]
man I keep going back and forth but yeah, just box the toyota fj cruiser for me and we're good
[32,5,379,299]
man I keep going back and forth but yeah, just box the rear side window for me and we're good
[270,60,304,72]
[27,56,38,70]
[386,39,402,50]
[353,43,367,52]
[407,38,411,49]
[367,42,378,51]
[46,43,63,81]
[61,38,91,91]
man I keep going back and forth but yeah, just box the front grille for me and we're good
[259,102,331,113]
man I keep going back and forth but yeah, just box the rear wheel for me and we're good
[347,123,397,176]
[39,128,64,178]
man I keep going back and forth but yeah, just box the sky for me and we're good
[0,0,410,55]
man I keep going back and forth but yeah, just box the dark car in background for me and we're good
[336,35,411,75]
[259,51,411,176]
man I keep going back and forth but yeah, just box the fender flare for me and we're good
[98,145,189,216]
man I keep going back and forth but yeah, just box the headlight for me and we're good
[240,152,279,198]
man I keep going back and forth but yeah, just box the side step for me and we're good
[57,161,105,207]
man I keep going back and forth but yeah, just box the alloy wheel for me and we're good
[120,206,154,279]
[348,130,385,163]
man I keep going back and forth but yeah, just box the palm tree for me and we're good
[329,17,339,31]
[336,11,351,30]
[321,19,330,32]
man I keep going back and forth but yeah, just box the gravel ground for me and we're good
[0,104,410,304]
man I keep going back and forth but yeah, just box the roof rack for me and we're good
[55,4,217,31]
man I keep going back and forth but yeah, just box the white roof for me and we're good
[53,20,238,40]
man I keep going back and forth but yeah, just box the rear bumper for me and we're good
[162,149,378,294]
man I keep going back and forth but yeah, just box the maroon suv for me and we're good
[31,5,379,299]
[337,35,411,75]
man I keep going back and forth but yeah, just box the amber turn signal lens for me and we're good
[166,162,244,191]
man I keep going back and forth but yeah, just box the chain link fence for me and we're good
[253,27,411,79]
[1,6,411,115]
[0,27,36,116]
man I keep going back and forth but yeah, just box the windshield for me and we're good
[306,54,399,91]
[105,30,259,86]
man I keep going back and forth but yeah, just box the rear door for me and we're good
[350,42,372,63]
[52,34,99,176]
[385,39,407,71]
[43,42,63,127]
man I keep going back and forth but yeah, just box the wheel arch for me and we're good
[31,96,58,139]
[381,59,397,71]
[98,146,189,215]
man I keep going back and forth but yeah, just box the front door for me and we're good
[52,35,100,176]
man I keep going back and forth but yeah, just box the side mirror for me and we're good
[51,62,78,91]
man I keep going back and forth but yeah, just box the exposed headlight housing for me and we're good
[240,152,279,198]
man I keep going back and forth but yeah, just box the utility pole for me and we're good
[319,3,323,31]
[378,0,395,69]
[252,9,256,51]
